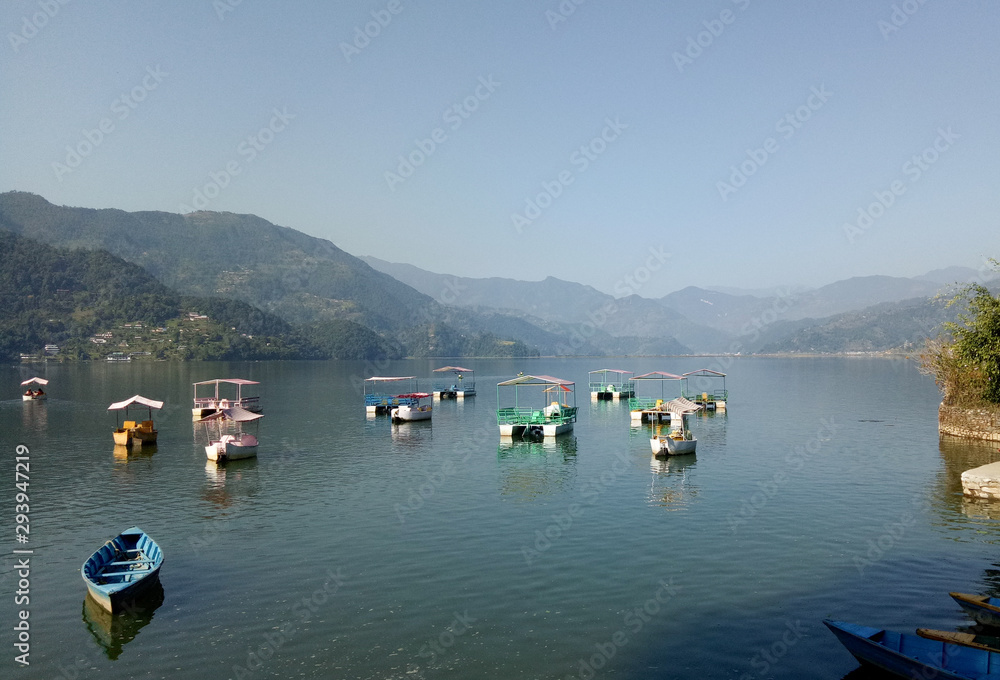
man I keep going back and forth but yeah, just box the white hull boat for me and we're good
[650,432,697,456]
[391,403,432,422]
[205,434,258,461]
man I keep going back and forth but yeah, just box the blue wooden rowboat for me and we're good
[952,593,1000,628]
[81,527,163,613]
[824,619,1000,679]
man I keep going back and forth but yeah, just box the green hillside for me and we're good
[0,230,399,361]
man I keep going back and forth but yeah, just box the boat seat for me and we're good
[139,420,155,431]
[100,568,153,577]
[108,560,155,566]
[122,420,137,429]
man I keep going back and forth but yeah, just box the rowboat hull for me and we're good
[824,619,1000,679]
[81,527,163,614]
[951,593,1000,628]
[22,393,46,401]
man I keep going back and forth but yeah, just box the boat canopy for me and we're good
[108,395,164,411]
[634,371,684,380]
[365,376,416,382]
[497,374,574,387]
[20,377,49,386]
[682,369,726,378]
[199,406,263,422]
[589,369,632,375]
[433,366,473,374]
[661,397,702,414]
[193,378,260,386]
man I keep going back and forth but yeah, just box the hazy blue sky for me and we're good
[2,0,998,298]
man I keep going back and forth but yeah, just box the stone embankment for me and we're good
[946,403,1000,499]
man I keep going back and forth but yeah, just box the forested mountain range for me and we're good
[1,191,984,358]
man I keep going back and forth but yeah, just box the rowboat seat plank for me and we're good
[101,568,153,577]
[108,560,154,566]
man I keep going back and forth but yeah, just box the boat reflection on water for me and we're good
[648,454,699,510]
[202,456,259,509]
[390,419,433,448]
[82,580,165,660]
[113,444,157,461]
[497,437,578,501]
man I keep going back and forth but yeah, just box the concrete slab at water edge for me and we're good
[961,461,1000,499]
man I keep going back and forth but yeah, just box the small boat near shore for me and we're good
[951,592,1000,628]
[108,395,163,448]
[21,376,48,401]
[917,628,1000,653]
[391,393,432,422]
[81,527,164,613]
[824,618,1000,679]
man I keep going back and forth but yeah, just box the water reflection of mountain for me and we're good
[82,581,164,660]
[497,437,578,501]
[936,436,1000,524]
[648,454,699,510]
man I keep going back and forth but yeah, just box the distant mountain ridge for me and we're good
[1,191,977,357]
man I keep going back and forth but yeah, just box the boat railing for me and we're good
[433,380,476,392]
[629,397,663,411]
[365,393,419,407]
[589,380,635,393]
[682,389,728,402]
[497,406,578,425]
[193,395,260,409]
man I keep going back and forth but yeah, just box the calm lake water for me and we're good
[3,356,1000,680]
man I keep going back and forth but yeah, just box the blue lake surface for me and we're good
[3,356,1000,679]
